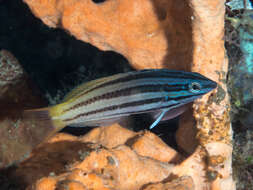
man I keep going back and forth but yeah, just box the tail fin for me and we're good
[23,107,66,133]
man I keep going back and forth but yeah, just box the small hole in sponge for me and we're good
[92,0,106,3]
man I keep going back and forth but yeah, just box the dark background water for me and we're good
[0,0,132,100]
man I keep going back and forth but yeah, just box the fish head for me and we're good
[163,71,217,105]
[186,72,217,95]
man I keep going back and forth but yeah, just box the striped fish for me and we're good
[24,69,217,131]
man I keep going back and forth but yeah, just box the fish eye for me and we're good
[188,82,202,93]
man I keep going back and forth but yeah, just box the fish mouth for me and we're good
[201,77,217,91]
[209,79,218,90]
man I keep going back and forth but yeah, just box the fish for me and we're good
[23,69,217,131]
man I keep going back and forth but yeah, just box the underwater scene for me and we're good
[0,0,252,189]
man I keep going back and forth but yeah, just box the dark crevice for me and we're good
[91,0,107,4]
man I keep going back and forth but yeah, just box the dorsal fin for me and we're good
[62,74,122,102]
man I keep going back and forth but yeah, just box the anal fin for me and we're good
[149,104,189,129]
[149,109,168,129]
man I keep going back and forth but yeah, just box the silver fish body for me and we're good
[49,69,217,129]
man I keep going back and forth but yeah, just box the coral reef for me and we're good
[23,0,193,70]
[225,6,253,189]
[8,124,234,190]
[10,125,191,190]
[226,9,253,127]
[0,0,237,189]
[232,130,253,189]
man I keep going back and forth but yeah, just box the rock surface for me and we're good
[0,50,50,168]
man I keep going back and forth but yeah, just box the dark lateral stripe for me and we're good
[62,84,185,113]
[63,97,164,122]
[169,93,204,101]
[63,93,202,122]
[108,103,181,117]
[71,70,207,100]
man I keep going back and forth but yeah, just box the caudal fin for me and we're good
[23,107,66,132]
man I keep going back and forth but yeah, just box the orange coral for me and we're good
[35,177,57,190]
[143,176,194,190]
[24,0,192,70]
[12,125,177,190]
[11,125,232,190]
[81,124,180,162]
